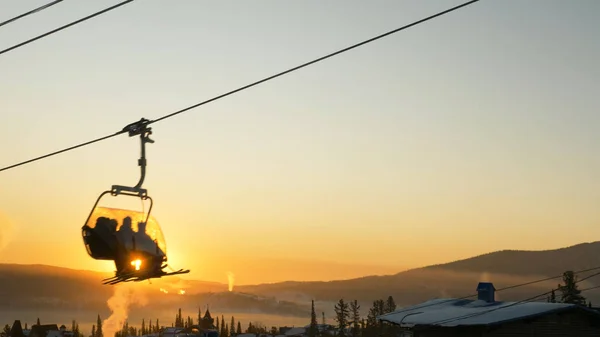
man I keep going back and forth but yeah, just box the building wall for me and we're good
[484,310,600,337]
[411,310,600,337]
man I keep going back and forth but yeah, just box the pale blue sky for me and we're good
[0,0,599,284]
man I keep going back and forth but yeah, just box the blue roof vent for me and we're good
[476,282,496,303]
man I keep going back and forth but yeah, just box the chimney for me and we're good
[476,282,496,302]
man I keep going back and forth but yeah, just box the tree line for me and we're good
[89,307,278,337]
[309,296,399,337]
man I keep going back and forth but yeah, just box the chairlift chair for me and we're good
[81,119,190,285]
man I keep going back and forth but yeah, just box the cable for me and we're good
[378,266,600,318]
[148,0,480,125]
[495,265,600,292]
[0,131,125,172]
[0,0,135,56]
[0,0,481,173]
[0,0,64,28]
[580,284,600,293]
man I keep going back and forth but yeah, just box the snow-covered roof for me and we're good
[163,328,183,332]
[46,330,62,337]
[301,324,331,330]
[283,327,305,336]
[235,334,256,337]
[378,298,599,327]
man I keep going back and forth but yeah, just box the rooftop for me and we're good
[378,298,598,327]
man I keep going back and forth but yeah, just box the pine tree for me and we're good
[224,324,229,337]
[178,309,184,327]
[385,296,396,313]
[236,322,242,335]
[366,300,385,327]
[198,308,202,326]
[558,271,586,305]
[156,319,160,333]
[141,319,146,335]
[216,317,220,331]
[550,289,556,303]
[230,317,235,337]
[364,299,386,337]
[123,321,129,337]
[91,325,96,337]
[37,318,41,326]
[97,315,103,337]
[350,300,360,337]
[334,299,350,337]
[309,300,318,337]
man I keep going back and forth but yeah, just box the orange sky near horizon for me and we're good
[1,1,599,286]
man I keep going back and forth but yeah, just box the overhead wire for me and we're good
[0,0,481,173]
[0,132,125,172]
[0,0,135,56]
[0,0,64,28]
[147,0,480,126]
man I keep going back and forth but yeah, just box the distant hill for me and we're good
[1,241,599,319]
[422,242,600,276]
[236,242,600,306]
[0,263,308,318]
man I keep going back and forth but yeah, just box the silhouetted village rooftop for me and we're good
[378,282,600,337]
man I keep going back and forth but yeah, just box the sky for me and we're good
[0,0,599,286]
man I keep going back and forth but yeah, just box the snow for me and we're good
[377,298,590,327]
[283,327,306,336]
[46,331,62,337]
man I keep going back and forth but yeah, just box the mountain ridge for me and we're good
[6,241,596,287]
[1,240,599,317]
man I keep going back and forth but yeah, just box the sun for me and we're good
[131,259,142,271]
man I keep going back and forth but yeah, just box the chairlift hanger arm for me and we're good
[112,118,154,197]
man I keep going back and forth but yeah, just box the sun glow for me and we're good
[131,259,142,271]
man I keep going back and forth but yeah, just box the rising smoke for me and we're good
[227,272,235,292]
[103,284,148,337]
